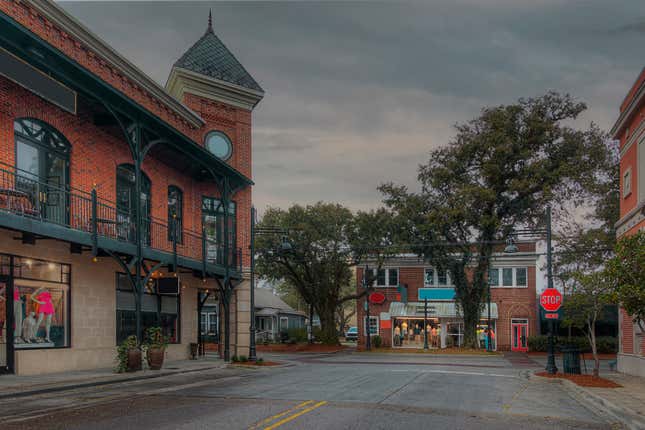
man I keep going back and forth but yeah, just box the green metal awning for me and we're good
[389,301,498,319]
[0,10,253,190]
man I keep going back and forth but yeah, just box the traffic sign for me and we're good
[540,288,563,312]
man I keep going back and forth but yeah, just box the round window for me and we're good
[204,131,232,160]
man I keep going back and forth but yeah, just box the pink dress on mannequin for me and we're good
[36,291,54,315]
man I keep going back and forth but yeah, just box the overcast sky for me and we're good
[60,1,645,214]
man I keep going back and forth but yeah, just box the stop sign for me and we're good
[540,288,563,312]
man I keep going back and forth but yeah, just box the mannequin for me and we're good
[22,312,37,342]
[0,285,22,342]
[31,287,54,343]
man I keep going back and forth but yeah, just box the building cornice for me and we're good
[166,67,264,111]
[615,200,645,237]
[28,0,205,128]
[611,71,645,139]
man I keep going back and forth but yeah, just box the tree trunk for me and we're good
[317,305,340,345]
[462,304,480,349]
[588,320,599,377]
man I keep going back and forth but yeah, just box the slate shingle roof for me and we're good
[174,21,263,93]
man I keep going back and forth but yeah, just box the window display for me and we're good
[392,318,440,348]
[13,281,70,348]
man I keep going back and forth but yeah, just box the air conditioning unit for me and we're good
[157,277,180,295]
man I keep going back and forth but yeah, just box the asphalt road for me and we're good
[0,352,618,430]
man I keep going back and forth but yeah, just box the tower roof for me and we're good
[173,12,263,93]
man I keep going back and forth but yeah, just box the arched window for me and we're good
[116,164,151,244]
[167,185,183,243]
[14,118,71,224]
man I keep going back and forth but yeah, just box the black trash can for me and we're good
[561,345,581,375]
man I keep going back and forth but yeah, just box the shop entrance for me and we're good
[0,276,14,374]
[511,319,529,352]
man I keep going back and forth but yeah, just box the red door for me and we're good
[511,320,529,352]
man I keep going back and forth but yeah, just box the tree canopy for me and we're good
[255,202,398,344]
[380,92,613,348]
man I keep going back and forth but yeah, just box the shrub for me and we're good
[115,335,139,373]
[256,358,264,365]
[286,328,308,343]
[527,335,617,353]
[239,355,248,362]
[231,355,239,362]
[371,335,382,348]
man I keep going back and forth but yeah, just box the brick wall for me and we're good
[355,259,537,350]
[0,1,255,268]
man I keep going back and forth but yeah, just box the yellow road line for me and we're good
[248,400,314,429]
[263,401,328,430]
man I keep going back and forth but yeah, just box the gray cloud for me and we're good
[60,1,645,213]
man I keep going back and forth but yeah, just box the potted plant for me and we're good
[116,335,141,373]
[144,327,168,370]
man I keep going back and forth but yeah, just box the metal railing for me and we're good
[0,161,241,272]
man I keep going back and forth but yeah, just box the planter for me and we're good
[147,347,165,370]
[126,348,142,372]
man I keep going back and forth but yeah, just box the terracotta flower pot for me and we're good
[147,347,165,370]
[126,348,142,372]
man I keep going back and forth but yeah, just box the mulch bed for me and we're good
[535,372,622,388]
[528,352,617,360]
[359,347,500,355]
[256,344,349,353]
[232,361,281,367]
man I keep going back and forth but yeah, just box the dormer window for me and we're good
[205,131,232,160]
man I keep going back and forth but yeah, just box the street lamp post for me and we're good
[487,262,492,352]
[363,265,371,351]
[249,206,257,362]
[423,298,429,350]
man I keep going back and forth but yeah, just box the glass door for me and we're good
[0,278,14,374]
[44,152,67,224]
[511,319,529,352]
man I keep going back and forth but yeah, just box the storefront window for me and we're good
[388,268,398,286]
[376,269,386,286]
[115,273,179,344]
[365,316,379,335]
[12,257,70,349]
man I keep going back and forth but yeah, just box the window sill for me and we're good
[490,285,528,289]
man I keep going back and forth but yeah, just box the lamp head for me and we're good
[504,236,519,254]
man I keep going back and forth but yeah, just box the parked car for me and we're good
[345,327,358,341]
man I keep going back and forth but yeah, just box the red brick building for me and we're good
[0,1,262,374]
[356,243,538,351]
[611,66,645,376]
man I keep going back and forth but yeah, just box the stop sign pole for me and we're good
[544,207,558,375]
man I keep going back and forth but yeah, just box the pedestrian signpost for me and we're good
[541,287,562,374]
[541,288,562,320]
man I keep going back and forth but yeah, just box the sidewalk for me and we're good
[583,373,645,430]
[0,356,225,399]
[532,370,645,430]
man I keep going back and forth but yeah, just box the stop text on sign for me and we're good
[540,288,563,312]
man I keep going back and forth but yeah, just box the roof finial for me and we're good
[206,9,213,34]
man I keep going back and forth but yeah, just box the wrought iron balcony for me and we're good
[0,161,242,275]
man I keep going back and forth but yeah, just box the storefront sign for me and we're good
[369,292,386,304]
[418,288,455,301]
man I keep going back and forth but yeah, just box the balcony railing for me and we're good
[0,161,241,273]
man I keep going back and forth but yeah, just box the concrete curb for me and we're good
[0,364,226,400]
[529,373,645,430]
